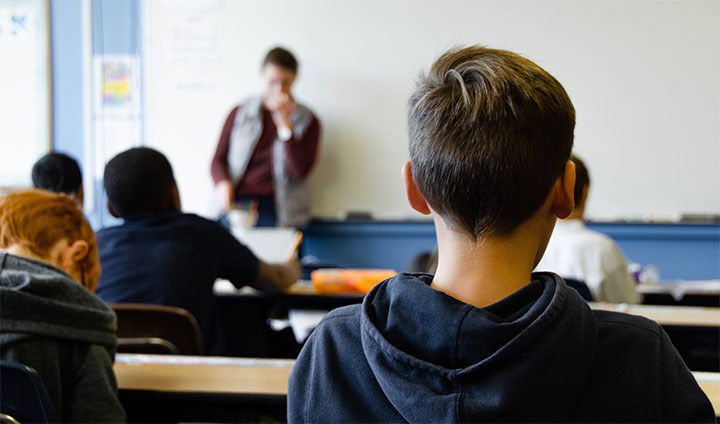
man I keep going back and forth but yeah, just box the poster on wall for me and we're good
[94,54,140,117]
[0,0,50,189]
[92,54,142,178]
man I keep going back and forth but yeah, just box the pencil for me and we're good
[287,231,304,261]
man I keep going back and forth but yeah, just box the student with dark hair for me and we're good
[211,46,321,227]
[102,146,179,218]
[288,46,713,422]
[96,147,300,354]
[0,190,125,422]
[536,155,641,303]
[31,152,84,207]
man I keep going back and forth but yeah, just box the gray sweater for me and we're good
[0,253,125,422]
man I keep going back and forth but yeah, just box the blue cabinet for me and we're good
[301,220,720,281]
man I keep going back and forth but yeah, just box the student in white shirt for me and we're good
[536,155,641,304]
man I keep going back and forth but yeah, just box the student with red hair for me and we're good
[0,190,125,422]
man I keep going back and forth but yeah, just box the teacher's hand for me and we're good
[216,179,234,211]
[269,92,296,131]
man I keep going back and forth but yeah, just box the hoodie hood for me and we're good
[360,272,597,422]
[0,253,117,349]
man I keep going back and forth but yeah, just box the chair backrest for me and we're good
[0,360,58,423]
[112,303,204,355]
[564,278,595,302]
[114,337,181,355]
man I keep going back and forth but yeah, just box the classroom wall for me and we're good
[46,0,720,225]
[142,0,720,221]
[38,0,719,282]
[51,0,84,157]
[49,0,140,227]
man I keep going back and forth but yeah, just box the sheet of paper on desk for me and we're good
[288,309,328,343]
[213,279,260,294]
[231,227,301,263]
[116,353,294,368]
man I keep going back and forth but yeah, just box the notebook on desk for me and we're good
[214,228,301,294]
[231,227,302,263]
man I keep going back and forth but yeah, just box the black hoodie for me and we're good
[288,272,714,422]
[0,253,125,422]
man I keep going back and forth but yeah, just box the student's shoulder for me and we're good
[181,212,220,226]
[592,309,663,339]
[322,304,362,321]
[178,213,231,234]
[297,305,365,375]
[587,310,673,387]
[312,305,362,339]
[96,222,125,237]
[96,213,219,234]
[318,304,362,326]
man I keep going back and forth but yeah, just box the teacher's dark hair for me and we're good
[104,147,177,218]
[263,47,299,74]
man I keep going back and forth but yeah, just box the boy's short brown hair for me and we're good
[408,46,575,238]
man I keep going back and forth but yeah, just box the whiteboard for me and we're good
[143,0,720,222]
[0,0,50,188]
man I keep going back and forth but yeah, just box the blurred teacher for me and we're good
[211,47,321,228]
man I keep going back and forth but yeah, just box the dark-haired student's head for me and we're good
[406,45,576,239]
[32,152,84,207]
[569,154,591,219]
[103,147,180,218]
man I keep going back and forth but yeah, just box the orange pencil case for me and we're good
[311,269,397,294]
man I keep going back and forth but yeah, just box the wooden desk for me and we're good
[694,372,720,417]
[115,354,293,395]
[589,303,720,327]
[114,355,720,419]
[214,282,363,358]
[284,284,720,328]
[285,280,720,309]
[639,280,720,296]
[215,284,719,370]
[115,354,293,422]
[639,280,720,307]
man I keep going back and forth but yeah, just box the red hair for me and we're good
[0,189,100,291]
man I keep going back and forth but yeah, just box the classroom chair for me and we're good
[0,360,58,423]
[112,303,204,355]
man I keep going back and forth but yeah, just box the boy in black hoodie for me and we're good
[288,46,714,422]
